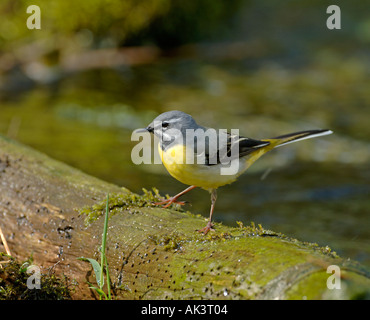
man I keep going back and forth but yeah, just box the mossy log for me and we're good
[0,134,369,300]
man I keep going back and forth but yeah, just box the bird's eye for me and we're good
[162,122,169,128]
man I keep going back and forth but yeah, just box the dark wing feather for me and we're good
[237,136,270,157]
[205,132,270,166]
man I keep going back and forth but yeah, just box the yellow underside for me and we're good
[158,142,277,190]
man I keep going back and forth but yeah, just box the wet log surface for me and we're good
[0,134,369,300]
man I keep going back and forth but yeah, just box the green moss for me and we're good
[79,187,184,225]
[149,232,188,251]
[157,232,346,300]
[73,185,361,300]
[235,220,339,259]
[285,269,370,300]
[0,254,72,300]
[130,218,342,299]
[74,194,369,300]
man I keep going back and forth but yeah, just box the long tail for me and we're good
[267,129,333,148]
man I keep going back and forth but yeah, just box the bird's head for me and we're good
[136,110,199,143]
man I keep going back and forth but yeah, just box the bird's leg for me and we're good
[198,189,217,234]
[153,185,197,208]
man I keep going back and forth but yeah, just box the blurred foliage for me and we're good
[127,0,244,47]
[1,0,370,51]
[0,0,243,50]
[0,0,169,50]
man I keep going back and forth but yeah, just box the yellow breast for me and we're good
[158,143,245,190]
[156,137,284,190]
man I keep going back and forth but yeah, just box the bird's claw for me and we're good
[197,222,215,235]
[152,198,187,208]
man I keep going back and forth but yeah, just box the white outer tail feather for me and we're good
[274,130,333,148]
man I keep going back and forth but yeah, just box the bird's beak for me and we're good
[134,126,154,134]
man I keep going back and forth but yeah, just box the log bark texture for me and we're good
[0,135,369,300]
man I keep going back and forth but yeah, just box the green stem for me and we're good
[105,256,112,300]
[100,193,109,296]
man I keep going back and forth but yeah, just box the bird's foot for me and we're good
[197,222,215,235]
[152,197,187,208]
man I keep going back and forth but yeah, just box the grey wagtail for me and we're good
[136,110,332,234]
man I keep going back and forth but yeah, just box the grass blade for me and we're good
[100,193,110,297]
[78,257,103,287]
